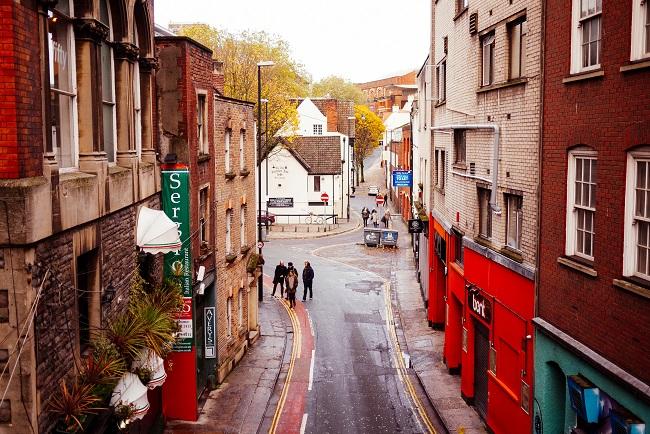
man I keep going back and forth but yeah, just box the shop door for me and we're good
[474,320,489,420]
[195,293,207,399]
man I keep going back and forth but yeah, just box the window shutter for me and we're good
[469,12,478,35]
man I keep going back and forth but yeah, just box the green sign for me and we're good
[162,166,193,352]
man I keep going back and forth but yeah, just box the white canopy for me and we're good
[136,206,181,254]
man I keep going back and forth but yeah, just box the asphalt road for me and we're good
[263,152,437,433]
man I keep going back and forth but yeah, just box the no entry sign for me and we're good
[376,194,384,205]
[320,192,329,202]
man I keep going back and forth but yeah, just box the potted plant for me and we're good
[49,379,104,433]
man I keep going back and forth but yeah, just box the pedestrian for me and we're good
[285,268,298,309]
[383,209,392,228]
[371,209,379,228]
[383,192,388,207]
[361,207,370,226]
[285,262,296,299]
[302,261,314,301]
[272,260,287,298]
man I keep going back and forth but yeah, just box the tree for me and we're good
[175,24,309,148]
[311,76,365,105]
[354,105,384,183]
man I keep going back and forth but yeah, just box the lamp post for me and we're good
[257,61,274,303]
[347,116,355,220]
[261,98,269,196]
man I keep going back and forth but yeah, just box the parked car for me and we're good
[368,185,379,196]
[257,211,276,225]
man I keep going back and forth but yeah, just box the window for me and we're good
[436,57,446,103]
[454,130,466,164]
[566,149,596,260]
[239,130,245,170]
[456,0,469,14]
[624,150,650,280]
[313,124,323,135]
[479,188,492,239]
[225,129,231,173]
[313,175,321,192]
[225,209,233,254]
[199,187,209,247]
[48,1,77,168]
[99,0,116,163]
[226,297,232,338]
[197,94,207,154]
[509,18,528,79]
[631,0,650,60]
[505,194,523,250]
[240,205,246,247]
[571,0,602,72]
[133,22,142,157]
[435,150,446,191]
[238,289,244,326]
[76,249,99,353]
[482,33,495,86]
[454,230,464,266]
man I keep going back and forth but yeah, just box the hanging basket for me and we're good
[132,348,167,389]
[110,373,150,423]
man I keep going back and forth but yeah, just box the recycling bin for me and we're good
[363,228,382,247]
[381,229,399,247]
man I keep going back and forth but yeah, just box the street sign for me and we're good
[408,219,424,233]
[320,192,329,202]
[268,197,293,208]
[204,307,216,359]
[257,241,264,249]
[392,170,413,187]
[376,194,385,205]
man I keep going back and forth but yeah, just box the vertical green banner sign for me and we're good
[161,165,193,352]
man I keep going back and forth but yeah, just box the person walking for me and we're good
[272,260,287,298]
[285,262,296,299]
[285,268,298,309]
[371,209,379,228]
[361,207,370,227]
[383,209,392,228]
[302,261,314,301]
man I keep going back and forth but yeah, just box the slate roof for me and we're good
[281,136,341,175]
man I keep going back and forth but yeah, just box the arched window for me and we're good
[48,0,77,168]
[99,0,116,163]
[133,21,142,157]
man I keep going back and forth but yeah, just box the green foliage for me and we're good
[49,380,104,433]
[311,76,365,104]
[354,105,385,164]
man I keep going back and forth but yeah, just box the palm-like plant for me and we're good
[131,302,176,358]
[105,314,147,364]
[49,379,104,433]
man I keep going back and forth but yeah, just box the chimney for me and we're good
[213,60,225,94]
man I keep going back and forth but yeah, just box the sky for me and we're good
[154,0,431,83]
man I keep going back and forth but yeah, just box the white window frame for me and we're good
[226,297,232,338]
[225,209,232,254]
[225,128,231,173]
[565,148,597,260]
[48,1,79,170]
[623,148,650,280]
[238,289,244,326]
[630,0,650,61]
[197,93,208,155]
[482,33,495,86]
[505,194,523,250]
[436,57,446,103]
[99,0,117,164]
[239,129,245,171]
[509,17,528,80]
[435,149,446,191]
[570,0,602,74]
[313,124,323,135]
[240,205,246,248]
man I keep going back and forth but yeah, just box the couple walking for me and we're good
[272,260,315,308]
[361,206,392,228]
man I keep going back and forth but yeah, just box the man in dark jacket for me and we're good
[272,261,287,298]
[302,261,315,301]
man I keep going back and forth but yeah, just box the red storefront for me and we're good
[427,217,448,328]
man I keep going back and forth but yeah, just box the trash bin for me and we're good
[363,228,382,247]
[381,229,399,247]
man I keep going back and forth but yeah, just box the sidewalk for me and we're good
[265,213,361,240]
[165,297,290,434]
[390,211,487,434]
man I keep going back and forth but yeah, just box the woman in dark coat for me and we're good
[285,268,299,308]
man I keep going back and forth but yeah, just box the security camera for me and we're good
[196,265,205,282]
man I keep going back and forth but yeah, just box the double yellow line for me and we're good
[269,299,302,434]
[383,281,438,434]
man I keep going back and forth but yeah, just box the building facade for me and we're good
[357,71,417,120]
[0,0,159,432]
[534,0,650,431]
[429,0,542,432]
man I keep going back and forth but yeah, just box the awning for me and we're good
[136,206,182,254]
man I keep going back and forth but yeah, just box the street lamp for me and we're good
[261,98,269,195]
[257,61,274,303]
[346,116,355,219]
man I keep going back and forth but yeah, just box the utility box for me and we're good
[381,229,399,247]
[363,228,382,247]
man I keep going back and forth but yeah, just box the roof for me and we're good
[281,136,342,175]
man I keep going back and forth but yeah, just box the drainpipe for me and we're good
[431,124,502,215]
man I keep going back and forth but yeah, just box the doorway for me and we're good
[473,319,489,420]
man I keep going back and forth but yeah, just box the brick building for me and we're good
[0,0,159,432]
[533,0,650,431]
[428,0,542,431]
[357,71,417,120]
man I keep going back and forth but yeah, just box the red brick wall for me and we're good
[0,3,43,179]
[539,0,650,382]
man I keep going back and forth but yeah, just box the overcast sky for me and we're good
[154,0,430,83]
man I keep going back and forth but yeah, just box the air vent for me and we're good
[470,162,476,176]
[469,12,478,35]
[443,36,448,54]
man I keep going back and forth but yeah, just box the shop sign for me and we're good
[162,165,193,352]
[468,288,492,324]
[204,307,216,359]
[268,197,294,208]
[408,219,424,233]
[392,170,413,187]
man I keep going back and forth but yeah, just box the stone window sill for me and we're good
[434,100,446,108]
[620,59,650,73]
[562,69,604,84]
[613,278,650,300]
[500,246,523,263]
[557,256,597,277]
[454,6,468,21]
[453,162,467,171]
[198,153,210,163]
[476,78,527,94]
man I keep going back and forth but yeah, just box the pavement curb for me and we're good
[266,215,363,241]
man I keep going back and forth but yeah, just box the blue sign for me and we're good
[392,170,413,187]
